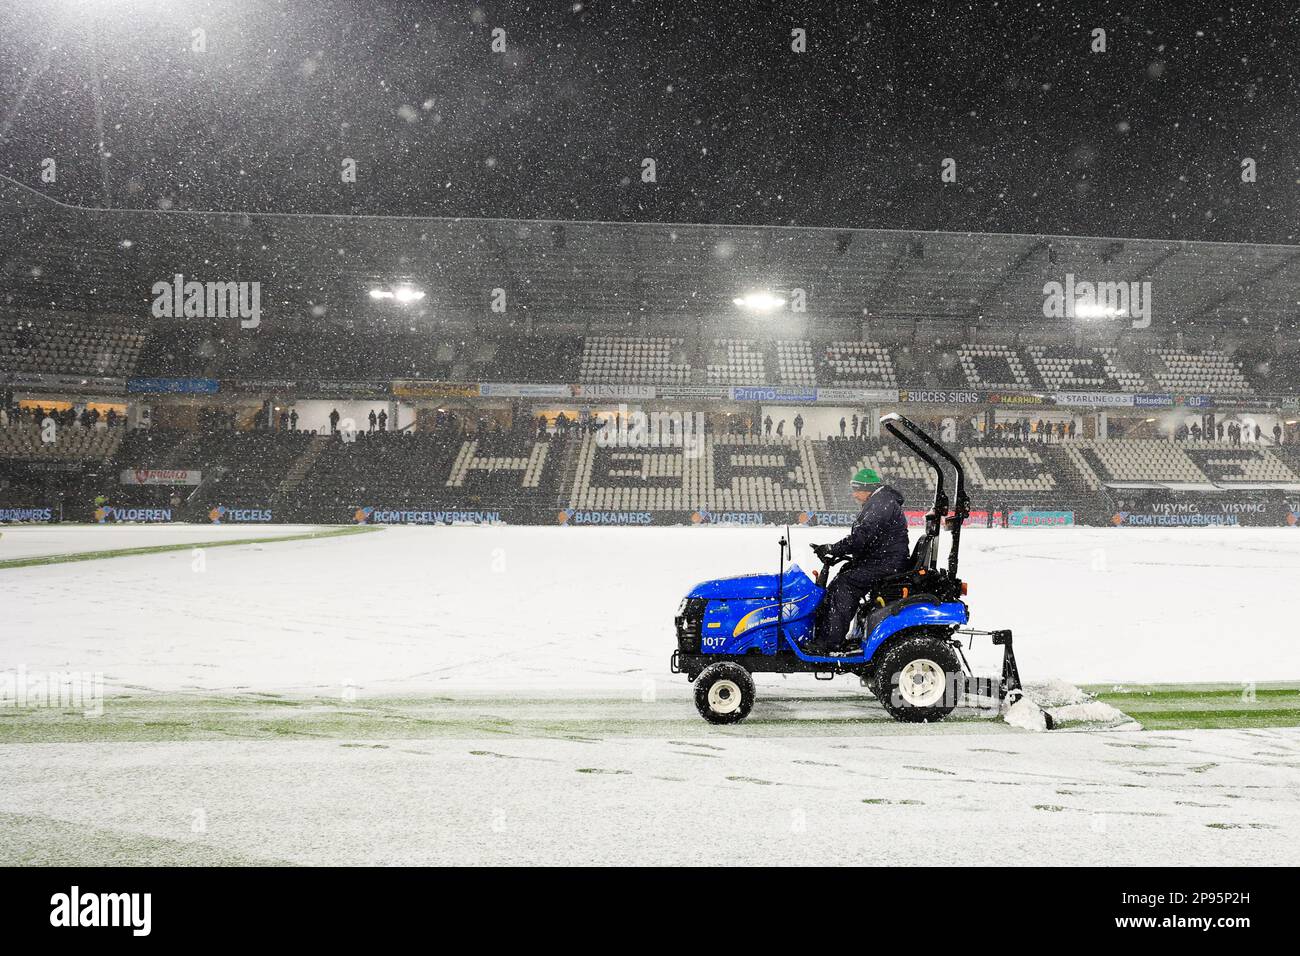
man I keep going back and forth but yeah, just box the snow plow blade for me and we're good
[960,629,1054,730]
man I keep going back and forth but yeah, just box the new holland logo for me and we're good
[733,594,809,636]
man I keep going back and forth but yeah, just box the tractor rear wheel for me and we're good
[694,662,755,724]
[872,635,961,723]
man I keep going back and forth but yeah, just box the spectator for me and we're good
[290,409,298,431]
[1067,419,1076,440]
[776,419,785,438]
[1216,422,1224,440]
[764,415,773,437]
[279,409,289,430]
[839,417,847,438]
[793,413,804,438]
[1190,423,1201,441]
[1254,424,1262,442]
[329,408,340,434]
[850,414,858,437]
[368,409,378,433]
[378,409,388,432]
[1274,422,1283,445]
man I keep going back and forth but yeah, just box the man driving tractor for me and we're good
[806,467,910,654]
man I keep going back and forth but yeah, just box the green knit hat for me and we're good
[850,467,882,490]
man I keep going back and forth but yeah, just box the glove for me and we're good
[811,544,830,561]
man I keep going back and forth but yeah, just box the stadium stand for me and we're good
[821,341,897,387]
[1151,349,1252,396]
[446,435,551,490]
[291,428,570,518]
[295,432,463,514]
[775,340,816,385]
[566,435,825,514]
[0,315,145,379]
[705,339,766,385]
[469,336,580,383]
[1069,439,1300,486]
[957,344,1035,390]
[1026,345,1148,392]
[1179,444,1299,484]
[0,421,123,462]
[959,445,1057,493]
[578,336,690,384]
[113,427,204,469]
[822,439,935,511]
[1078,439,1205,483]
[197,430,319,510]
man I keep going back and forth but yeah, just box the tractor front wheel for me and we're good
[872,635,962,723]
[694,662,755,724]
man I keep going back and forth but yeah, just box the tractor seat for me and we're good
[866,533,935,604]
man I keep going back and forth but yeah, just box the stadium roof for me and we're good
[3,175,1299,333]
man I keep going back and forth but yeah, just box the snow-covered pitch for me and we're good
[1,524,1298,865]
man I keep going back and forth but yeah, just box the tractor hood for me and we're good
[685,564,816,601]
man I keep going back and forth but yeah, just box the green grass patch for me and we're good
[0,524,379,570]
[1085,682,1300,730]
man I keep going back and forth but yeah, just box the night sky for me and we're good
[1,0,1297,242]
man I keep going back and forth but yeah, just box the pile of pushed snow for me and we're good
[1022,678,1140,731]
[1003,696,1050,732]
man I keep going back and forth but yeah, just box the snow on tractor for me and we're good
[671,413,1033,726]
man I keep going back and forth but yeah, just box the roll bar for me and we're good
[879,413,969,577]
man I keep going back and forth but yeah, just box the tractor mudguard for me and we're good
[861,600,968,661]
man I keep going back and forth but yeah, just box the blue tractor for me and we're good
[671,413,1024,724]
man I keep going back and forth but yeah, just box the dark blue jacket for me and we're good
[827,485,910,583]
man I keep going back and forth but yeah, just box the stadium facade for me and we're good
[3,175,1300,529]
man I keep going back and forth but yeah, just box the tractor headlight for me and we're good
[675,597,707,653]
